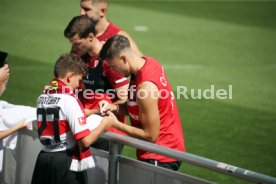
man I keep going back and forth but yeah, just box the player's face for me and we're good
[80,1,102,24]
[107,56,130,77]
[69,34,91,56]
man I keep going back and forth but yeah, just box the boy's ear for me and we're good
[121,56,127,64]
[101,8,107,15]
[100,6,107,18]
[66,72,74,83]
[119,52,127,64]
[88,33,95,41]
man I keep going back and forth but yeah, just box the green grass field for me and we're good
[1,0,276,183]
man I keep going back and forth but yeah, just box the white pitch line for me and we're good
[134,25,149,32]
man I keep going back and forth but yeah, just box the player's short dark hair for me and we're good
[54,54,86,78]
[99,35,131,61]
[64,15,96,39]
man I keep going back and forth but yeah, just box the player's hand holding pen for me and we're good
[98,100,119,116]
[102,111,119,130]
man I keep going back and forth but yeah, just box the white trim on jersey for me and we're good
[115,77,128,84]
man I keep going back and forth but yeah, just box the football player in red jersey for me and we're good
[80,0,142,56]
[64,15,128,116]
[99,35,186,171]
[64,15,127,151]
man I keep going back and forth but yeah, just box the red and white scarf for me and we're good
[70,144,95,172]
[48,79,95,172]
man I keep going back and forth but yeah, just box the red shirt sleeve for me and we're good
[102,61,129,89]
[74,129,90,140]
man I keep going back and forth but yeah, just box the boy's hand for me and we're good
[0,64,10,83]
[102,111,118,130]
[15,119,29,130]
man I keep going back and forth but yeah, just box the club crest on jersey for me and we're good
[78,117,86,125]
[50,80,58,90]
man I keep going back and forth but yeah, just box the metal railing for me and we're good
[101,132,276,184]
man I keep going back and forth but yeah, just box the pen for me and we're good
[100,102,108,115]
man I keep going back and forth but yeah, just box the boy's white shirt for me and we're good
[0,100,36,175]
[0,100,36,150]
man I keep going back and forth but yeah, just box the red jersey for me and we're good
[82,55,127,134]
[97,22,121,44]
[84,22,127,134]
[127,57,185,162]
[83,55,128,91]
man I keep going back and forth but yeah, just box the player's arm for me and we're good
[79,116,112,148]
[113,83,129,105]
[0,119,28,140]
[98,100,128,116]
[101,83,129,116]
[111,81,160,142]
[105,83,129,115]
[103,62,129,105]
[84,108,99,117]
[65,97,108,148]
[118,31,143,57]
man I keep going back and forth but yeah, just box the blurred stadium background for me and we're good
[0,0,276,183]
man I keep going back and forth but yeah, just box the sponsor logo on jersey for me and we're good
[45,142,68,150]
[78,117,86,125]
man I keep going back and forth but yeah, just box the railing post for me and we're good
[108,141,120,184]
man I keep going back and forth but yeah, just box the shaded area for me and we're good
[113,1,276,30]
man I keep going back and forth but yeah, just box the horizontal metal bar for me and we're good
[101,132,276,184]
